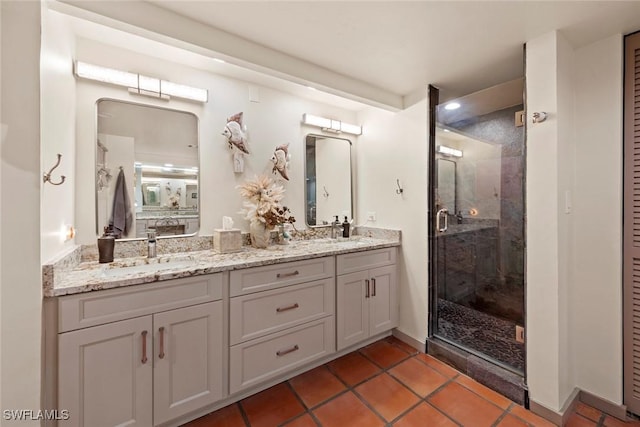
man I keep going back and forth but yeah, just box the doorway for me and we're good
[428,79,526,376]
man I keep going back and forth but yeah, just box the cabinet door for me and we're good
[153,301,223,425]
[336,270,369,350]
[58,316,153,427]
[369,265,398,336]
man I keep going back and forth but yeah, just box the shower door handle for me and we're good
[436,208,448,232]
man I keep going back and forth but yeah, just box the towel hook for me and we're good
[43,154,66,186]
[322,186,329,198]
[396,179,404,195]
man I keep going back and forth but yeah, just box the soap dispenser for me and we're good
[342,216,350,238]
[98,226,115,263]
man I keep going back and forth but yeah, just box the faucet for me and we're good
[331,216,342,239]
[147,230,157,258]
[456,211,463,224]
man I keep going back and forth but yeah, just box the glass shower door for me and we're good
[431,79,526,374]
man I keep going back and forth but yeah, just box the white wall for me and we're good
[71,37,358,245]
[525,30,566,411]
[40,8,76,263]
[0,1,42,423]
[356,100,429,342]
[571,34,623,405]
[526,30,624,413]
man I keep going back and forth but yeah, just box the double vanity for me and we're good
[43,231,400,427]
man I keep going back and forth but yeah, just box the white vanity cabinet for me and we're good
[228,257,336,393]
[57,275,224,427]
[336,248,398,351]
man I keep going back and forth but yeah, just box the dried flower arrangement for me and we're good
[237,175,296,230]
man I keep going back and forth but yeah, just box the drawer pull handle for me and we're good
[141,330,148,364]
[372,278,377,297]
[365,279,370,298]
[276,345,299,357]
[276,303,300,313]
[277,270,299,278]
[158,327,165,359]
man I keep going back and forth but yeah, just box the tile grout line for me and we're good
[503,403,535,427]
[236,401,252,427]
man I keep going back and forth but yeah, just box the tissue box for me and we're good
[213,229,242,253]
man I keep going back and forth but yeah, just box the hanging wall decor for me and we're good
[270,143,290,181]
[222,112,249,173]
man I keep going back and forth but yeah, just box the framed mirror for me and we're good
[96,99,199,239]
[305,134,353,227]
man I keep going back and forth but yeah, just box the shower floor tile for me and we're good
[436,298,525,372]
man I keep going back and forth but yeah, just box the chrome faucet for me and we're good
[147,230,157,258]
[331,216,342,239]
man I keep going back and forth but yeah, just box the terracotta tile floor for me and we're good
[183,337,640,427]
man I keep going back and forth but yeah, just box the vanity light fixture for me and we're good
[302,113,362,136]
[74,61,208,103]
[437,145,463,158]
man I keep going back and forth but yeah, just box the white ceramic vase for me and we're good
[249,222,271,248]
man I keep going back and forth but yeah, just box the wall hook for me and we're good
[322,186,330,198]
[43,154,66,186]
[396,179,404,195]
[532,112,547,123]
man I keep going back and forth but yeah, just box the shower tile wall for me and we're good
[448,105,525,326]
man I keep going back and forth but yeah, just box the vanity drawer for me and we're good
[58,274,223,333]
[230,257,334,297]
[230,278,334,345]
[229,317,335,393]
[336,247,397,275]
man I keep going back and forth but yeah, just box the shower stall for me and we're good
[428,79,526,377]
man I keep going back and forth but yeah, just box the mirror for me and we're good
[436,158,456,213]
[305,134,353,226]
[96,99,199,239]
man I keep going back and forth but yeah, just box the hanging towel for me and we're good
[109,168,132,238]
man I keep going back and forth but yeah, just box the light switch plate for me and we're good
[367,212,377,222]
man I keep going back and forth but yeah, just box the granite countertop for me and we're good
[44,234,400,298]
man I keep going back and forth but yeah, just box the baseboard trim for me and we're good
[579,390,628,421]
[530,388,629,426]
[392,329,426,353]
[530,388,580,426]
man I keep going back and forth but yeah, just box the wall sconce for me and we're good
[302,113,362,136]
[74,61,208,103]
[437,145,463,158]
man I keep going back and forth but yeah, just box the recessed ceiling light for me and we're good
[164,163,173,167]
[444,102,461,110]
[213,58,225,64]
[307,86,317,91]
[443,129,451,133]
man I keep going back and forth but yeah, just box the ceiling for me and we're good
[59,1,640,110]
[152,1,640,100]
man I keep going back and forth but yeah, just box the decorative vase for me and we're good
[250,222,271,248]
